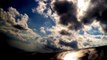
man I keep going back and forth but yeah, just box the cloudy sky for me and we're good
[0,0,107,54]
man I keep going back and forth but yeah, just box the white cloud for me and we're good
[32,0,47,14]
[0,7,74,53]
[0,7,50,52]
[40,27,46,33]
[17,14,29,29]
[0,7,19,25]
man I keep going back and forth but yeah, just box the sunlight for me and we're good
[64,52,78,60]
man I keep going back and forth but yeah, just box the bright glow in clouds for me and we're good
[77,0,91,20]
[60,51,85,60]
[64,52,79,60]
[77,0,90,11]
[57,49,96,60]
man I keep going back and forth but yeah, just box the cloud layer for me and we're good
[0,7,49,52]
[1,0,107,53]
[34,0,107,49]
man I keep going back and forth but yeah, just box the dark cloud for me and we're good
[68,21,82,30]
[79,46,107,60]
[60,30,71,36]
[80,3,100,25]
[13,24,26,30]
[59,40,78,49]
[96,9,107,32]
[44,45,62,52]
[54,1,82,30]
[54,1,74,15]
[81,18,94,25]
[75,0,107,33]
[53,0,107,32]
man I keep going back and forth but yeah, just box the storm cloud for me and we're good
[34,0,107,50]
[54,1,82,30]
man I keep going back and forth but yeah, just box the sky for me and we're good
[1,0,107,60]
[0,0,107,51]
[0,0,55,35]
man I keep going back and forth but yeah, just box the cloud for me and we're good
[0,7,78,53]
[1,0,107,53]
[34,0,107,50]
[52,0,82,31]
[32,0,52,18]
[57,46,107,60]
[0,7,19,25]
[0,7,51,52]
[40,27,46,34]
[57,48,97,60]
